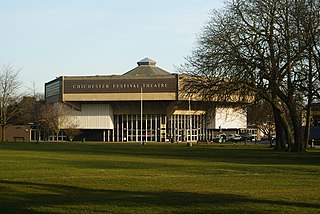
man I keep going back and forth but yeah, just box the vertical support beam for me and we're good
[116,115,119,142]
[141,87,143,143]
[163,115,167,142]
[173,115,175,142]
[112,116,115,142]
[150,114,153,142]
[155,115,158,142]
[170,115,173,142]
[119,115,123,142]
[188,98,193,146]
[159,114,162,142]
[136,114,138,142]
[130,114,133,142]
[177,115,180,142]
[126,114,128,142]
[146,115,148,141]
[145,114,148,142]
[121,115,123,142]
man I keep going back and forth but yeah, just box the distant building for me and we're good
[311,103,320,126]
[309,103,320,143]
[45,58,247,142]
[0,125,31,142]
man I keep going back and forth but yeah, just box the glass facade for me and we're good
[113,114,206,142]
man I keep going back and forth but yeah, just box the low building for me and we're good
[311,103,320,126]
[309,103,320,143]
[45,58,247,142]
[0,125,31,142]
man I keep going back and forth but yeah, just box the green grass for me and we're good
[0,142,319,213]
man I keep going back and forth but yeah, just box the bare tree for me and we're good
[0,64,21,141]
[248,101,275,147]
[23,82,45,142]
[41,103,70,141]
[27,80,45,101]
[181,0,320,152]
[64,120,81,142]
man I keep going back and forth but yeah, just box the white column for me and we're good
[155,115,158,142]
[141,87,143,143]
[136,114,138,142]
[126,115,128,142]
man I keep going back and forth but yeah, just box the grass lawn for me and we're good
[0,141,319,213]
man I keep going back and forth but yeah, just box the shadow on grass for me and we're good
[0,180,319,214]
[1,142,320,166]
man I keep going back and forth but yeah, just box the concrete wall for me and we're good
[206,107,247,129]
[214,107,247,129]
[62,104,114,129]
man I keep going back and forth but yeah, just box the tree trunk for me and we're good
[1,125,5,142]
[274,88,302,152]
[36,126,40,144]
[287,99,304,152]
[268,132,273,147]
[280,113,295,152]
[272,97,293,150]
[273,108,286,150]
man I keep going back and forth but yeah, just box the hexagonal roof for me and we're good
[123,57,171,76]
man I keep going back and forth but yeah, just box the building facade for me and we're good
[45,58,247,142]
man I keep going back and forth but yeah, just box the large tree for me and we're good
[182,0,320,152]
[0,64,21,141]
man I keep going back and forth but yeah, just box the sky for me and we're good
[0,0,225,94]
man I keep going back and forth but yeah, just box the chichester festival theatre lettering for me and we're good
[72,83,168,90]
[72,84,110,89]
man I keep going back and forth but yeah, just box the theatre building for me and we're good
[45,58,247,142]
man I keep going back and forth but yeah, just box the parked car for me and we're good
[232,134,242,141]
[240,132,254,141]
[213,133,227,142]
[226,134,242,142]
[226,134,234,142]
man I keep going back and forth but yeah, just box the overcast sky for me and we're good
[0,0,225,94]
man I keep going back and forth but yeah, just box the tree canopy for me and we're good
[182,0,320,152]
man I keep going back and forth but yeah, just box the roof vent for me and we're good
[137,57,156,66]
